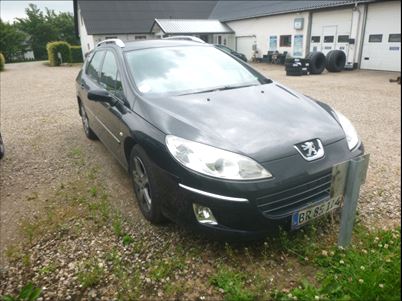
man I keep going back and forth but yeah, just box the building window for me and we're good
[324,36,334,43]
[280,35,292,47]
[338,35,349,43]
[135,36,147,40]
[389,34,401,42]
[105,36,117,40]
[217,35,222,44]
[311,36,320,43]
[369,34,383,43]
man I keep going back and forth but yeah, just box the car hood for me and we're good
[135,83,345,163]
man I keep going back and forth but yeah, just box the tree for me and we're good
[15,4,57,60]
[0,19,27,61]
[46,9,79,45]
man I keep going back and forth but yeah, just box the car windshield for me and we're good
[125,46,264,96]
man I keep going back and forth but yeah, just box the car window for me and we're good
[100,51,118,91]
[86,51,105,82]
[125,46,262,96]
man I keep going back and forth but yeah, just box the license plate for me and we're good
[291,196,343,228]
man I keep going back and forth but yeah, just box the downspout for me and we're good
[357,3,369,69]
[305,11,313,57]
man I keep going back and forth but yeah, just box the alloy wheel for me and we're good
[132,156,152,212]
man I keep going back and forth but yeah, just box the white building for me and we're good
[74,0,401,72]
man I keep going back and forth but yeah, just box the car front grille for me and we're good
[256,171,332,218]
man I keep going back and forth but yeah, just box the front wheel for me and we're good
[130,145,166,224]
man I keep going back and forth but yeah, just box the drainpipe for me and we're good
[305,11,313,57]
[357,3,369,69]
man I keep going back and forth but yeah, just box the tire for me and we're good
[326,50,346,72]
[306,51,326,74]
[79,103,97,140]
[130,145,166,224]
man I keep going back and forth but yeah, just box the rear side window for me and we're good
[86,51,104,82]
[100,51,118,91]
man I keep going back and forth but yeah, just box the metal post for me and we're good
[338,154,370,247]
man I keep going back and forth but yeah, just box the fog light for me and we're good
[193,203,218,225]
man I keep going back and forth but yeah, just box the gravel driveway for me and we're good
[0,61,400,300]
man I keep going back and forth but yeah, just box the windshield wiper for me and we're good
[178,83,259,96]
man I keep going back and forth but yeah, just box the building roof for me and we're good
[75,0,378,35]
[209,0,375,21]
[78,0,217,34]
[152,19,234,34]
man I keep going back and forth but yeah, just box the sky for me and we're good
[1,1,73,22]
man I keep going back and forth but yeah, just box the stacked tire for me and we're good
[285,58,309,76]
[325,50,346,72]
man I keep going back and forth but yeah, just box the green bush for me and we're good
[70,45,83,63]
[46,41,71,66]
[0,53,5,71]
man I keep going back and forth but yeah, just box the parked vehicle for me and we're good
[214,44,247,62]
[0,133,4,159]
[76,39,364,239]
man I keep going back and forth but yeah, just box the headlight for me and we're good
[334,110,359,150]
[165,135,272,180]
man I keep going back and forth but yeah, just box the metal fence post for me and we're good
[338,154,370,248]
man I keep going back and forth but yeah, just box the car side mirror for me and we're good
[88,89,113,103]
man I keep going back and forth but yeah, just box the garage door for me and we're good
[361,1,401,72]
[236,36,255,61]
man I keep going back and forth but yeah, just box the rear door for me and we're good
[96,50,128,163]
[81,50,106,136]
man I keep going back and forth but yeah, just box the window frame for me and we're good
[324,36,334,43]
[279,35,292,47]
[369,34,383,43]
[337,35,349,43]
[388,33,401,43]
[311,36,320,43]
[85,50,106,83]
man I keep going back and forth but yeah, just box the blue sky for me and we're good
[1,1,73,22]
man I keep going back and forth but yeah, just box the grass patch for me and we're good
[210,266,255,301]
[1,282,42,301]
[149,257,185,282]
[77,258,104,288]
[272,227,401,301]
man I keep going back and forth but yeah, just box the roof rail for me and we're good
[162,36,206,44]
[96,38,125,48]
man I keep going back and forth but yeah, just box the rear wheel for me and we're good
[130,145,165,224]
[80,104,97,140]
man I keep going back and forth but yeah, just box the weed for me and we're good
[272,227,401,301]
[1,282,42,301]
[77,258,104,288]
[39,263,57,275]
[112,215,124,237]
[210,266,255,301]
[89,186,97,197]
[149,257,185,281]
[122,234,134,246]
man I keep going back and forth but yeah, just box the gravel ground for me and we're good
[0,61,400,300]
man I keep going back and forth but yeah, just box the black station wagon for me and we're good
[76,38,364,239]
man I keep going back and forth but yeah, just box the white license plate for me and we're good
[291,196,343,228]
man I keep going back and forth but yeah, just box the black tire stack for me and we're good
[285,58,309,76]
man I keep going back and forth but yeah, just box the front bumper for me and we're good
[154,139,364,240]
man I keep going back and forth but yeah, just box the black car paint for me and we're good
[76,40,364,239]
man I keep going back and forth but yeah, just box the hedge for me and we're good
[0,53,5,71]
[70,45,83,63]
[46,41,72,66]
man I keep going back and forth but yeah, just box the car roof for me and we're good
[121,39,211,52]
